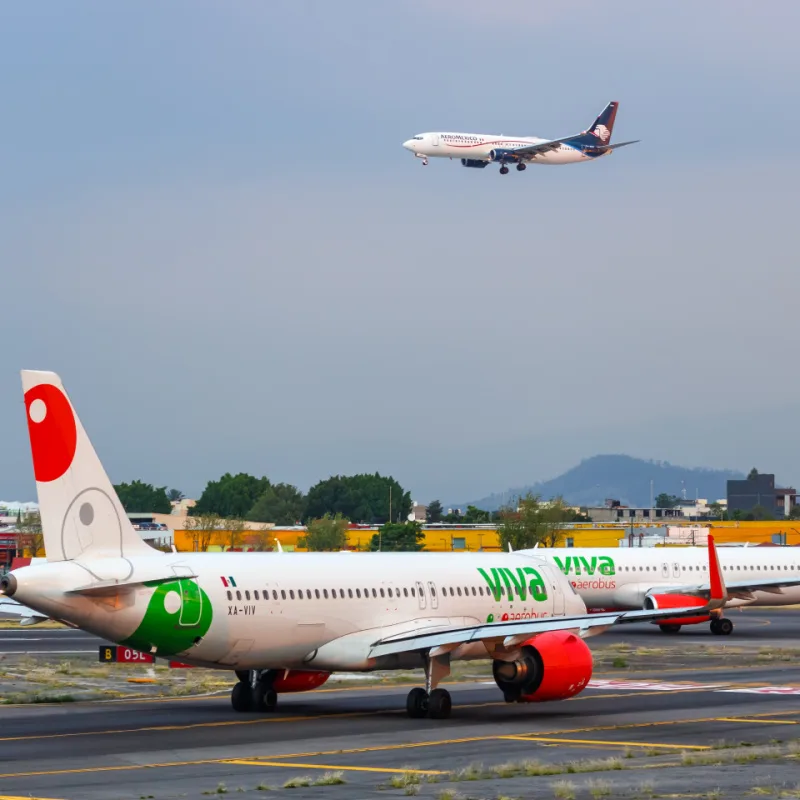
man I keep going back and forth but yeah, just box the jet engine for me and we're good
[643,593,710,628]
[272,670,330,693]
[492,630,593,703]
[460,159,489,168]
[489,148,519,163]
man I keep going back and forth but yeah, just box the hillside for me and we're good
[456,455,744,511]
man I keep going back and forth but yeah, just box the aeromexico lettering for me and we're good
[477,567,547,602]
[554,556,615,577]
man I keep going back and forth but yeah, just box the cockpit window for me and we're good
[413,135,424,140]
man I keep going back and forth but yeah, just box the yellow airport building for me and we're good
[172,520,800,553]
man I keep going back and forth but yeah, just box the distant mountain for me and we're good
[454,455,745,511]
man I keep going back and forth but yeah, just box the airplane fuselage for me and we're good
[9,551,583,671]
[403,132,599,165]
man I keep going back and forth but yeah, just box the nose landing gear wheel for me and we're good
[499,165,509,175]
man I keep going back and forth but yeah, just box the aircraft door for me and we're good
[171,566,203,627]
[662,562,670,579]
[551,567,565,616]
[673,563,680,578]
[432,134,440,147]
[427,581,439,610]
[416,581,426,610]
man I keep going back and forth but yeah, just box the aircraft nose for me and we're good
[403,139,415,151]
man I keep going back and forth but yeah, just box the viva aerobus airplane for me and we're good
[1,371,724,720]
[523,545,800,636]
[402,101,639,174]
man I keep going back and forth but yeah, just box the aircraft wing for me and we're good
[511,136,580,158]
[368,604,720,660]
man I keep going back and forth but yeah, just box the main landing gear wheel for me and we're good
[405,687,452,719]
[516,163,526,171]
[253,684,278,712]
[711,618,734,636]
[658,624,682,634]
[231,680,253,712]
[499,165,509,175]
[406,687,429,718]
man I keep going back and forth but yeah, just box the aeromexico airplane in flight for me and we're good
[402,101,639,174]
[2,372,722,720]
[526,545,800,636]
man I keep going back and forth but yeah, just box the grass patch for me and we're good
[1,692,76,704]
[552,780,577,799]
[389,771,421,788]
[611,656,629,668]
[283,776,313,789]
[451,762,489,781]
[313,772,346,786]
[255,783,273,792]
[587,779,612,798]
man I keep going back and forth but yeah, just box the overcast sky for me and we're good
[2,1,799,505]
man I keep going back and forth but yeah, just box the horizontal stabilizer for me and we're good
[67,572,198,597]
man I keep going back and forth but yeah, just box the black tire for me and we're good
[516,163,526,171]
[231,681,253,713]
[406,687,429,719]
[499,166,509,175]
[253,685,278,712]
[428,688,452,720]
[659,624,681,634]
[718,618,733,636]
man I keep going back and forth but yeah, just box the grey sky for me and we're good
[2,2,799,505]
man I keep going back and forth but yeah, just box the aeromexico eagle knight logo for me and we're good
[122,579,213,657]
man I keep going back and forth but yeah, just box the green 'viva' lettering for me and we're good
[477,566,547,602]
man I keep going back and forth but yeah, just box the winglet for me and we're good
[707,534,727,606]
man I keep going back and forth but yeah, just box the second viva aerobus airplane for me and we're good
[402,101,639,174]
[527,543,800,637]
[3,372,721,720]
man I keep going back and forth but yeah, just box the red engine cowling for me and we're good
[644,593,710,626]
[272,670,330,693]
[492,630,593,704]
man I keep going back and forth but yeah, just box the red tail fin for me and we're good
[707,535,727,605]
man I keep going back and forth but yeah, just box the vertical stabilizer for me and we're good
[21,370,156,562]
[586,101,618,144]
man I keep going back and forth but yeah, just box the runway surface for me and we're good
[1,606,798,655]
[1,609,799,799]
[3,664,800,799]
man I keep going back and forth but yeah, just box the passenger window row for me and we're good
[224,584,518,603]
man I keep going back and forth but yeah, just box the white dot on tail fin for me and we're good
[163,591,181,615]
[29,398,47,423]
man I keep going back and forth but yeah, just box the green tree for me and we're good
[167,488,184,503]
[426,500,444,523]
[16,510,44,557]
[443,509,463,523]
[301,513,349,551]
[496,493,572,550]
[182,512,222,552]
[247,483,306,526]
[655,493,681,509]
[304,473,410,524]
[787,505,800,520]
[369,521,425,551]
[749,504,774,521]
[462,505,491,524]
[192,473,270,518]
[114,480,171,513]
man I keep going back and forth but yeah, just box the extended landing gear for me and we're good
[231,669,279,713]
[658,624,682,634]
[516,162,526,171]
[406,653,453,719]
[499,165,509,175]
[710,618,734,636]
